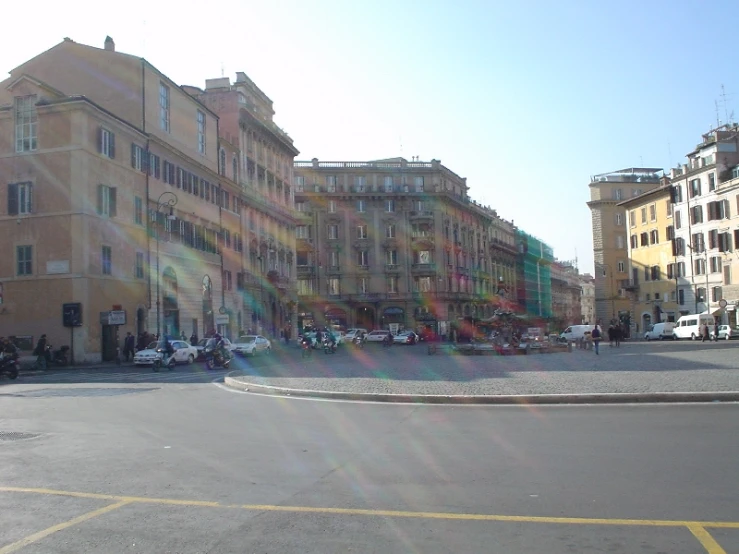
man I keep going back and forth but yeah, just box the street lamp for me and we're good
[155,191,178,338]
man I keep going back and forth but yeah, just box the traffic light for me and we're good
[62,303,82,327]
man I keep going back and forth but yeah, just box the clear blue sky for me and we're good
[3,0,739,275]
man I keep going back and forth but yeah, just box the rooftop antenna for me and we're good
[721,84,730,125]
[715,99,721,128]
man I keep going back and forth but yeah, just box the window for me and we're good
[99,128,115,158]
[131,144,144,171]
[667,263,674,279]
[708,229,718,249]
[415,276,432,292]
[386,224,395,238]
[357,200,366,213]
[666,200,673,217]
[134,196,143,225]
[666,225,674,240]
[148,153,160,179]
[617,261,625,273]
[357,225,368,239]
[16,245,32,276]
[196,111,206,154]
[724,265,732,285]
[678,289,685,305]
[650,230,659,244]
[709,173,716,191]
[102,246,112,275]
[327,224,338,240]
[384,176,393,192]
[159,83,170,132]
[675,210,682,229]
[96,185,117,217]
[414,176,424,192]
[7,182,33,215]
[640,207,647,224]
[328,200,336,213]
[387,276,398,294]
[135,252,145,279]
[673,238,686,257]
[358,277,369,294]
[644,266,650,282]
[708,200,730,220]
[386,250,398,265]
[386,199,395,212]
[613,188,622,201]
[632,188,642,197]
[326,175,337,192]
[295,175,305,192]
[649,204,656,222]
[691,232,705,252]
[651,266,660,281]
[615,213,623,226]
[690,205,703,225]
[710,256,722,273]
[712,286,722,302]
[640,232,649,246]
[329,250,339,267]
[297,279,313,295]
[629,210,636,227]
[616,235,625,248]
[718,232,732,253]
[354,176,365,192]
[15,95,38,152]
[630,234,638,249]
[328,278,340,296]
[696,287,706,302]
[416,250,431,264]
[690,178,701,198]
[357,250,368,267]
[695,258,706,275]
[295,201,305,213]
[219,149,226,176]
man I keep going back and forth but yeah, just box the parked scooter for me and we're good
[0,352,19,380]
[52,345,70,366]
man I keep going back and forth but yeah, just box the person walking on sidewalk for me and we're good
[701,323,710,343]
[122,332,135,362]
[591,324,602,355]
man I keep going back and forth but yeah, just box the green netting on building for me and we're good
[515,231,554,318]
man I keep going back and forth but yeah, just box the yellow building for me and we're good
[620,186,680,333]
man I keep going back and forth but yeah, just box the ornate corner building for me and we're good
[292,158,518,333]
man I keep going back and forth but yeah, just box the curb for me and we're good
[223,374,739,405]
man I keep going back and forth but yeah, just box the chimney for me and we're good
[104,36,115,52]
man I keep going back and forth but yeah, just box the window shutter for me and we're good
[724,199,731,218]
[131,144,136,168]
[109,187,117,217]
[110,132,116,159]
[97,185,103,214]
[141,148,148,173]
[97,126,103,154]
[7,183,18,216]
[27,184,33,213]
[154,156,160,179]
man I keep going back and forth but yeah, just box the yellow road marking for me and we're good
[688,524,727,554]
[2,485,738,530]
[0,500,131,554]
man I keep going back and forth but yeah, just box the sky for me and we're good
[3,0,739,275]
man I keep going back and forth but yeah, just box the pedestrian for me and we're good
[123,332,135,362]
[713,321,719,342]
[190,331,198,345]
[180,332,187,341]
[607,325,614,347]
[34,334,50,369]
[701,323,710,343]
[591,325,602,355]
[614,324,622,347]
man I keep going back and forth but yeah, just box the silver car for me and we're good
[232,335,272,356]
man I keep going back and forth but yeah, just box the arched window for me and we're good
[219,148,226,176]
[232,154,238,182]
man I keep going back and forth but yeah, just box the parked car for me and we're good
[644,322,675,341]
[345,328,368,342]
[712,325,739,340]
[393,331,417,345]
[134,340,198,366]
[232,335,272,356]
[194,338,234,361]
[365,330,392,343]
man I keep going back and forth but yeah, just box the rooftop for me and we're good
[590,168,663,184]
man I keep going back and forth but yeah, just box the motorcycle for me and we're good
[352,335,365,349]
[0,352,19,380]
[322,337,337,354]
[204,340,231,370]
[152,347,175,372]
[52,345,70,366]
[33,345,53,370]
[301,340,313,358]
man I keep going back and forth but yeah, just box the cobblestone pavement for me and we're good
[228,340,739,396]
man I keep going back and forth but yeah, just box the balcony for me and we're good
[619,279,638,291]
[297,266,315,276]
[409,210,434,221]
[384,264,401,273]
[411,263,437,275]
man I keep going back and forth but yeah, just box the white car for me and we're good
[365,330,392,342]
[232,335,272,356]
[345,328,368,342]
[133,340,198,366]
[712,325,739,340]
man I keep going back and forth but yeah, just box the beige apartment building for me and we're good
[293,158,518,334]
[588,168,663,332]
[550,260,583,328]
[185,73,300,338]
[0,37,253,361]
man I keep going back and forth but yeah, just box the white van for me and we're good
[672,314,715,340]
[560,325,594,342]
[644,322,675,341]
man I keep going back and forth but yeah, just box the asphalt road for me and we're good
[1,359,738,553]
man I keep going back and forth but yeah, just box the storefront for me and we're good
[324,308,348,330]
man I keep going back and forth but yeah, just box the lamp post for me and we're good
[155,191,178,339]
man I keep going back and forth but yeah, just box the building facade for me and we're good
[588,168,663,329]
[550,259,583,328]
[515,231,553,319]
[668,125,739,323]
[186,73,300,338]
[620,186,680,333]
[0,37,258,360]
[292,158,518,334]
[579,273,595,324]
